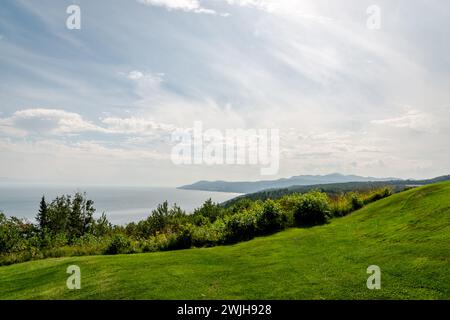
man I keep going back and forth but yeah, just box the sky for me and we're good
[0,0,449,186]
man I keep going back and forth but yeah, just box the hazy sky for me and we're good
[0,0,449,186]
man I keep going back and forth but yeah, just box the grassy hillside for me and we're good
[0,182,449,300]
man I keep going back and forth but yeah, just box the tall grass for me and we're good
[330,187,392,217]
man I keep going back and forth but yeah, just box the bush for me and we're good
[0,213,36,254]
[140,233,170,252]
[105,234,133,255]
[0,185,397,266]
[363,187,392,204]
[331,192,364,217]
[350,193,364,210]
[167,225,194,250]
[131,202,188,238]
[256,200,288,234]
[224,212,257,243]
[294,191,331,226]
[192,199,226,225]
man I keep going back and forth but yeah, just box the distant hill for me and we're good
[179,173,398,193]
[222,174,450,206]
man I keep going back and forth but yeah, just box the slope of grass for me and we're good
[0,182,449,300]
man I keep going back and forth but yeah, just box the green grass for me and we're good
[1,182,449,300]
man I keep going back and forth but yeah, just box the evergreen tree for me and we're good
[36,196,49,234]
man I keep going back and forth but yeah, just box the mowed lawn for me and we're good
[0,182,449,300]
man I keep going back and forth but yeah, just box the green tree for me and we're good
[192,199,225,225]
[92,212,111,237]
[67,192,95,241]
[47,195,71,236]
[36,196,49,235]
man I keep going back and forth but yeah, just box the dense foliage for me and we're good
[223,181,410,206]
[0,187,393,265]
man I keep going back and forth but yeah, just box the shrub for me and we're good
[140,239,159,253]
[167,225,194,250]
[0,213,36,254]
[224,212,257,243]
[191,222,225,247]
[141,233,170,252]
[362,187,393,204]
[256,200,288,234]
[331,192,364,217]
[105,234,133,255]
[227,198,255,215]
[349,193,364,210]
[294,191,331,226]
[192,199,226,225]
[131,202,188,238]
[330,196,350,217]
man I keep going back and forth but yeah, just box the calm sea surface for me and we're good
[0,185,241,225]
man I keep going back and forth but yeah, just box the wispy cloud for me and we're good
[0,108,176,137]
[371,108,436,131]
[138,0,217,14]
[1,0,449,183]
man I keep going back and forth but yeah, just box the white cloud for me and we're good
[138,0,217,14]
[0,108,103,136]
[0,108,177,138]
[101,117,176,135]
[371,109,436,131]
[224,0,331,22]
[2,1,450,184]
[122,70,247,130]
[127,70,145,80]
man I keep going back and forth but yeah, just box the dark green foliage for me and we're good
[223,181,414,206]
[131,201,188,238]
[67,192,95,241]
[1,192,114,265]
[330,192,363,217]
[167,224,194,250]
[92,213,112,237]
[192,199,226,225]
[191,221,226,247]
[106,234,133,255]
[363,187,392,204]
[350,193,364,210]
[0,213,36,253]
[226,198,255,215]
[223,212,258,243]
[35,192,96,242]
[36,196,49,235]
[47,195,71,236]
[255,200,288,234]
[293,191,331,226]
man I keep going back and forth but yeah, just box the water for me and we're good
[0,185,241,225]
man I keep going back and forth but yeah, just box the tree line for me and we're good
[0,187,393,265]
